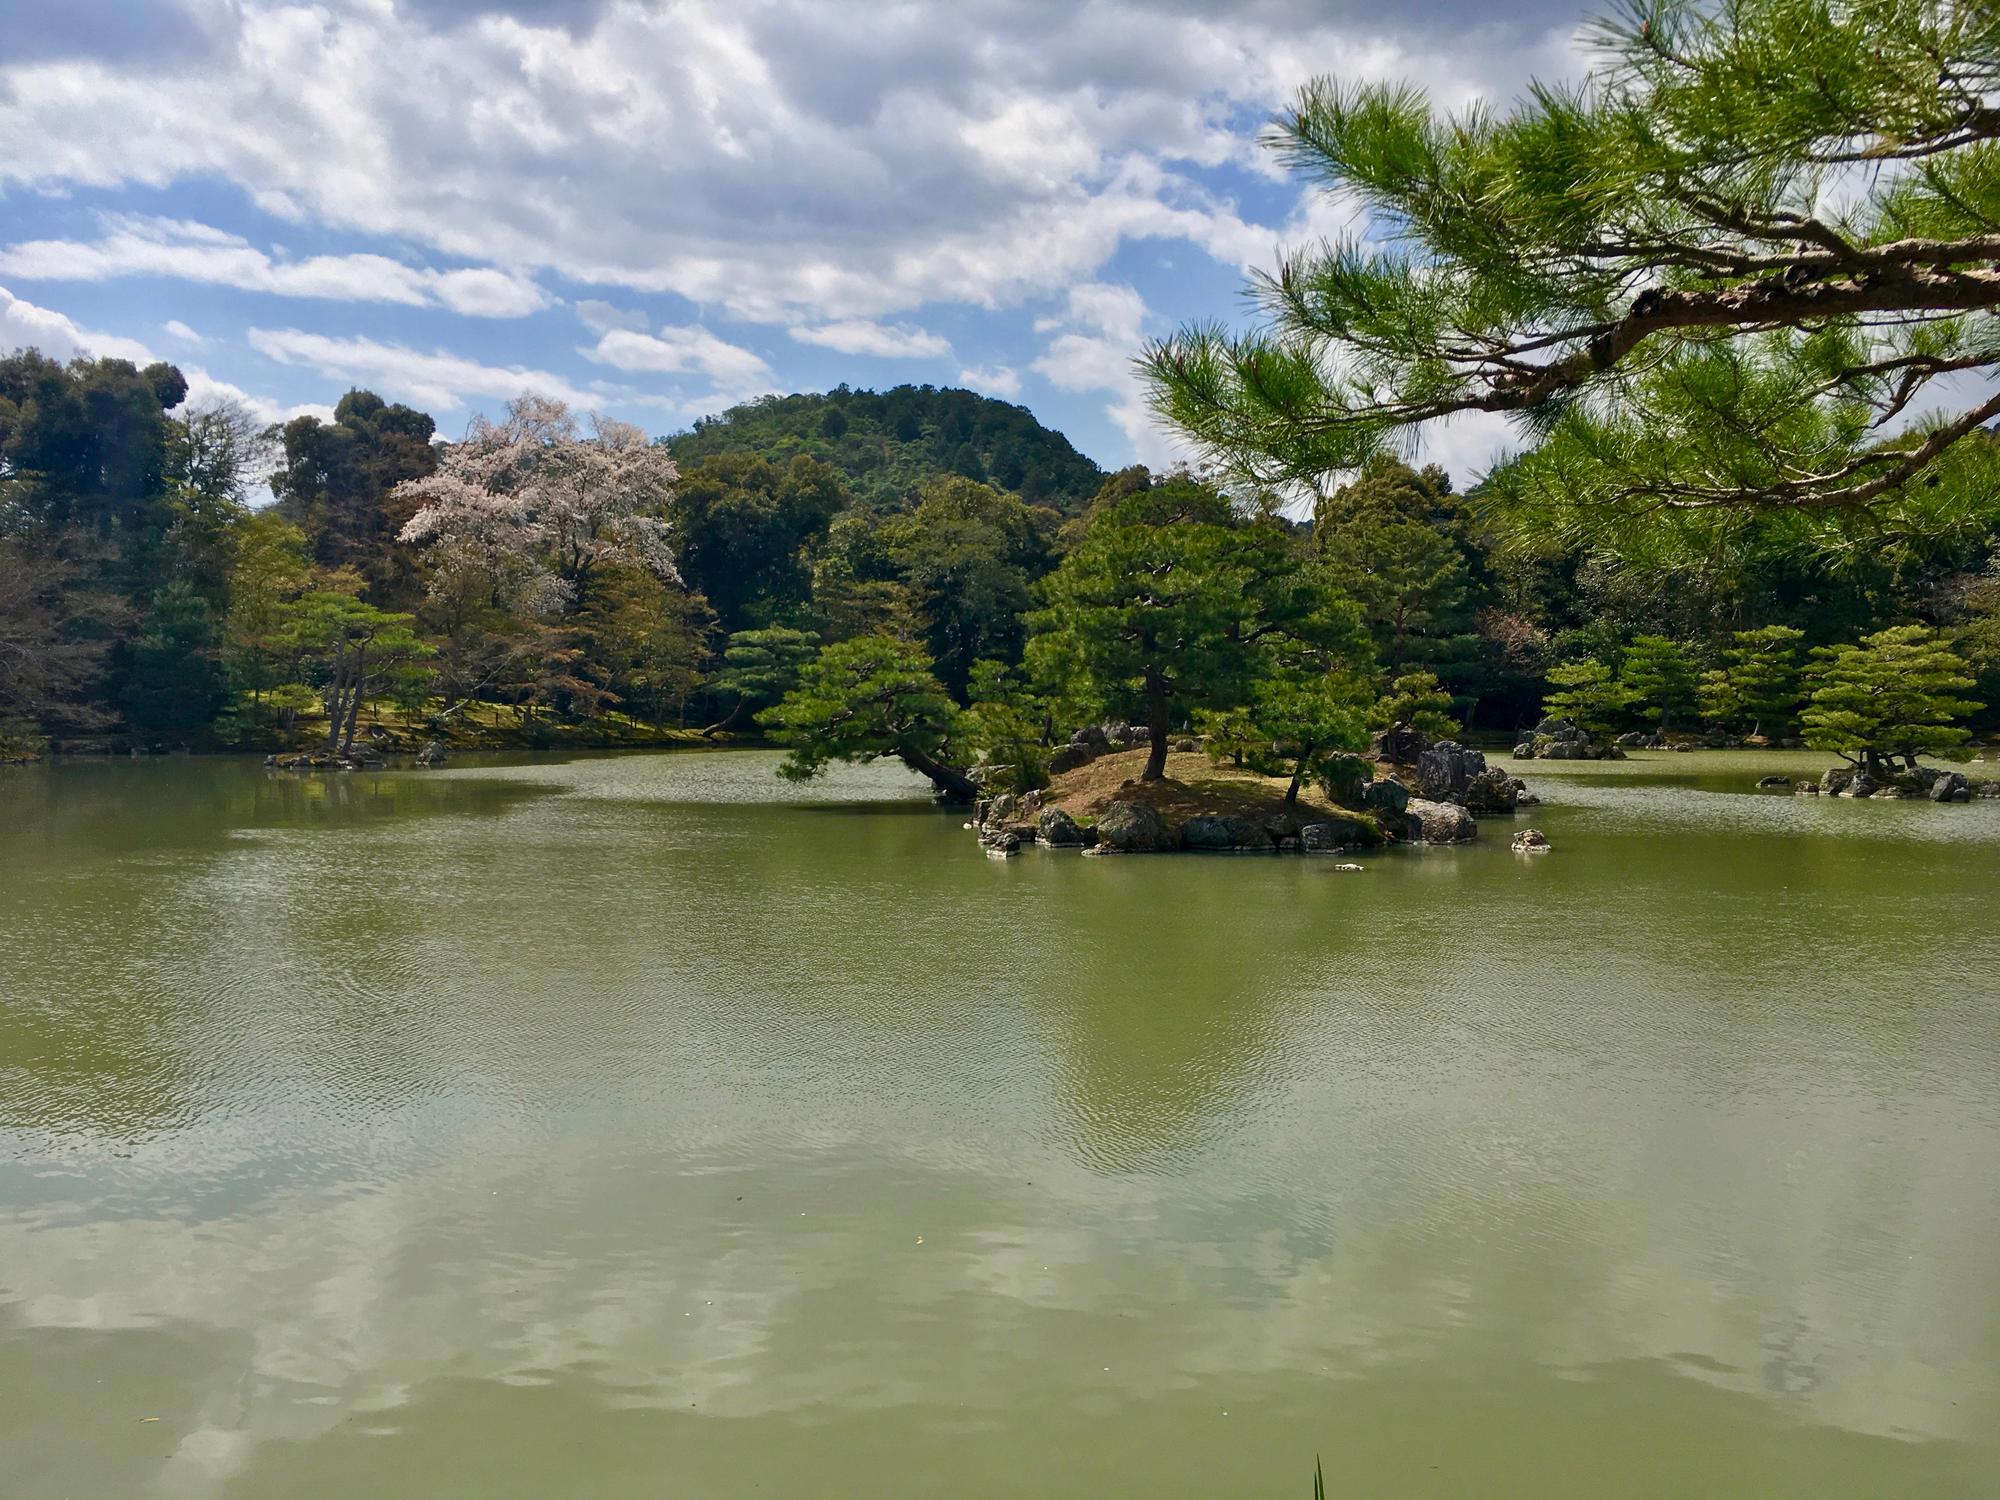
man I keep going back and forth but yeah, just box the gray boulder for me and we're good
[1755,774,1791,789]
[1047,743,1095,776]
[1300,815,1374,851]
[981,830,1022,856]
[1820,766,1854,796]
[1361,777,1410,816]
[1369,723,1431,765]
[1512,740,1536,759]
[981,792,1017,825]
[1461,765,1519,813]
[1096,800,1177,852]
[1069,725,1112,754]
[415,739,447,767]
[1404,798,1478,843]
[1414,740,1487,802]
[1037,807,1096,846]
[1180,814,1272,851]
[1511,828,1551,852]
[1927,771,1970,803]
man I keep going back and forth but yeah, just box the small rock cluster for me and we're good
[1797,765,1996,802]
[1046,721,1152,776]
[1513,716,1626,761]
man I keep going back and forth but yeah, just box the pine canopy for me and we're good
[1145,0,2000,562]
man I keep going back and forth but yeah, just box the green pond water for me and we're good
[2,748,1998,1498]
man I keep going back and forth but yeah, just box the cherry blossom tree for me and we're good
[396,395,679,618]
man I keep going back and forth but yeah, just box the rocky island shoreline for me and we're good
[970,721,1539,857]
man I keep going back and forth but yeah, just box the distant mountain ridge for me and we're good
[667,384,1105,513]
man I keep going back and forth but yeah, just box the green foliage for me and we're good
[961,658,1051,793]
[1374,670,1460,738]
[1617,635,1698,729]
[119,580,227,737]
[882,477,1052,693]
[1145,0,2000,563]
[1698,625,1805,735]
[759,636,972,795]
[668,385,1102,514]
[1315,459,1479,687]
[1542,658,1635,740]
[708,626,822,730]
[271,389,436,604]
[670,452,848,633]
[1802,625,1981,770]
[1028,474,1314,779]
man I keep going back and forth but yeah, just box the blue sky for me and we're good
[0,0,1589,476]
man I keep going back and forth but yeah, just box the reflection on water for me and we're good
[2,750,1998,1497]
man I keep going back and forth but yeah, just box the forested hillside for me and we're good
[666,386,1103,514]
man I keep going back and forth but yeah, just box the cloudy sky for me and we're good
[0,0,1591,472]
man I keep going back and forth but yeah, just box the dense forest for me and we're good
[667,386,1104,514]
[1,347,1992,781]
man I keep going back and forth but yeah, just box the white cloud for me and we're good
[957,364,1022,399]
[582,324,774,398]
[162,318,204,343]
[1,285,323,430]
[1,282,159,364]
[249,326,612,414]
[789,319,950,359]
[0,3,1588,328]
[575,299,649,336]
[1029,280,1181,466]
[0,215,548,317]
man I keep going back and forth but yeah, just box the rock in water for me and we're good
[1179,815,1272,851]
[1413,740,1486,802]
[1755,774,1790,789]
[1928,771,1970,803]
[1404,799,1477,843]
[1461,766,1518,813]
[1096,800,1176,852]
[1300,816,1375,851]
[1037,807,1094,846]
[1511,828,1552,853]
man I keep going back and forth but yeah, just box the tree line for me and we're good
[2,346,1993,779]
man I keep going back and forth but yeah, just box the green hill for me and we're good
[666,385,1104,514]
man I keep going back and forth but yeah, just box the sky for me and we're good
[0,0,1593,480]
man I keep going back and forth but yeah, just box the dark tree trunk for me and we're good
[1141,667,1170,781]
[900,748,979,803]
[340,647,366,754]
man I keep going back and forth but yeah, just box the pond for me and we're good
[2,749,1998,1497]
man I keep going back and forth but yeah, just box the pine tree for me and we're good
[1145,1,2000,563]
[1373,670,1460,739]
[1801,625,1980,775]
[1618,635,1698,731]
[1699,624,1805,737]
[1542,659,1635,742]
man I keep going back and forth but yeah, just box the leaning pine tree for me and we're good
[1145,0,2000,562]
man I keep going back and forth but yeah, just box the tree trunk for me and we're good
[1283,766,1303,807]
[340,646,366,754]
[1141,667,1170,781]
[900,748,979,803]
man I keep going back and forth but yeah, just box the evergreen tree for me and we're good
[1618,635,1698,730]
[1802,625,1980,775]
[705,626,822,734]
[1542,659,1635,742]
[760,636,976,799]
[1027,474,1308,781]
[1374,670,1460,739]
[1698,624,1805,737]
[1146,0,2000,563]
[119,580,227,737]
